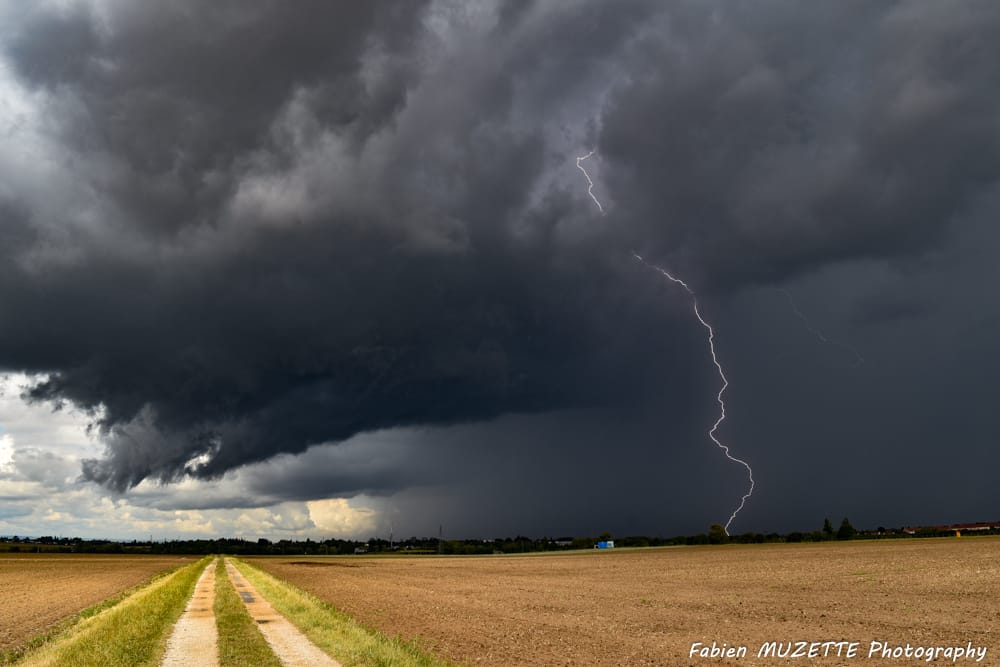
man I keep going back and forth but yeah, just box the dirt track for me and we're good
[161,559,218,667]
[0,554,194,652]
[225,558,340,667]
[251,538,1000,666]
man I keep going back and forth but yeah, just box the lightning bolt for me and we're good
[576,151,604,214]
[576,151,754,535]
[781,289,864,367]
[632,253,755,534]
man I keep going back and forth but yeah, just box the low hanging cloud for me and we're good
[1,0,999,524]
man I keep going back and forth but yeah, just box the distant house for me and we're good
[903,521,1000,536]
[946,522,1000,532]
[943,521,1000,536]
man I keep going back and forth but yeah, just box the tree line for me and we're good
[2,519,994,555]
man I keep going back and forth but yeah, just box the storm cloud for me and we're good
[1,0,999,535]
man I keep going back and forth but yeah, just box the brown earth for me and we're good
[250,538,1000,666]
[0,554,194,652]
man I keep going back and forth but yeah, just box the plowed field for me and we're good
[0,554,195,652]
[251,538,1000,666]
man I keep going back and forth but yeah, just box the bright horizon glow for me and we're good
[0,372,382,541]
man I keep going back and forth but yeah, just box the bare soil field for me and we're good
[0,554,195,653]
[251,538,1000,666]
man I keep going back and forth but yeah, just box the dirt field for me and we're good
[251,538,1000,666]
[0,554,195,652]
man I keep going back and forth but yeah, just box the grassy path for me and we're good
[224,559,341,667]
[214,557,282,667]
[229,558,449,667]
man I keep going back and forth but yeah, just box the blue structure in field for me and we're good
[596,540,615,549]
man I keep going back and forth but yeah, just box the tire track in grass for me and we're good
[229,558,448,667]
[160,557,219,667]
[223,558,342,667]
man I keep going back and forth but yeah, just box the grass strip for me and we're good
[229,558,452,667]
[0,559,195,666]
[17,556,212,667]
[215,557,282,667]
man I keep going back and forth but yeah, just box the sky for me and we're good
[1,0,998,542]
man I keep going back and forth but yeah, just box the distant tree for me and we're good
[822,518,834,536]
[598,532,613,542]
[708,524,728,544]
[837,518,856,540]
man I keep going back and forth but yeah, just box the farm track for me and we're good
[224,558,342,667]
[4,554,345,666]
[160,558,219,667]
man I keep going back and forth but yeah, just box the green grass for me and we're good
[215,558,282,667]
[229,558,452,667]
[18,556,212,667]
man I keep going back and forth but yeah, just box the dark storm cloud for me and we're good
[1,0,999,535]
[1,0,690,491]
[133,408,729,539]
[600,1,1000,288]
[851,291,928,327]
[5,0,425,235]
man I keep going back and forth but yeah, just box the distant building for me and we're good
[945,522,1000,532]
[943,521,1000,536]
[903,521,1000,536]
[596,540,615,549]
